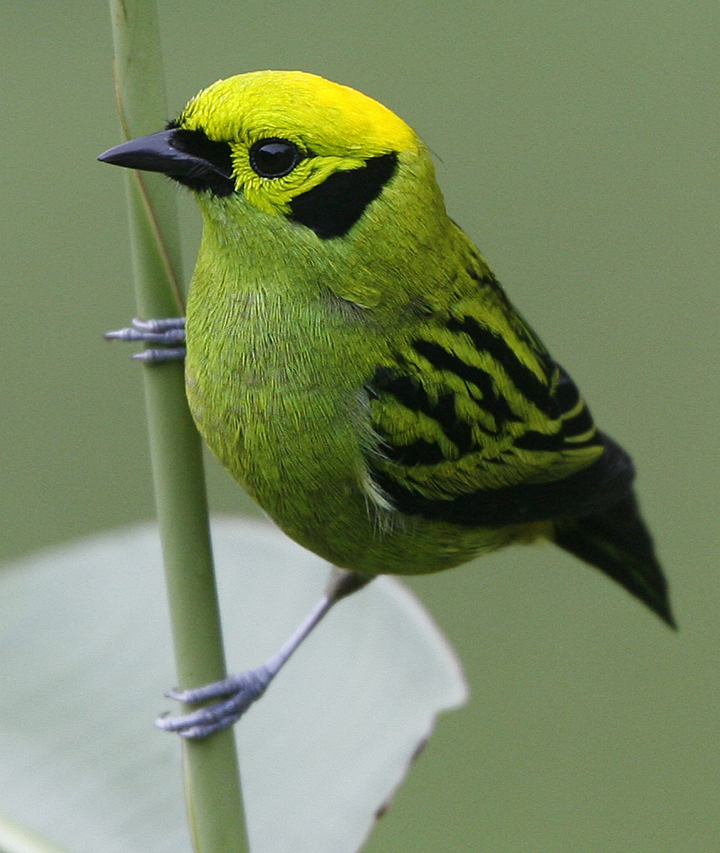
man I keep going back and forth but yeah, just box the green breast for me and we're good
[183,259,388,567]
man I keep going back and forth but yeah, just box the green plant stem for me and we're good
[107,2,248,851]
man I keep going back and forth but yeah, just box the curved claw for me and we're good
[105,316,186,362]
[156,714,240,740]
[155,690,258,738]
[157,669,271,738]
[165,670,264,703]
[131,318,186,333]
[132,347,186,363]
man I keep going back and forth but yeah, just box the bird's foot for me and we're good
[155,572,371,739]
[105,317,186,362]
[155,666,272,739]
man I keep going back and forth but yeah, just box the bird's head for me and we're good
[100,70,443,242]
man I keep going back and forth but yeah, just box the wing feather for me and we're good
[365,259,632,526]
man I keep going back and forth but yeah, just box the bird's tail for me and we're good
[554,494,676,628]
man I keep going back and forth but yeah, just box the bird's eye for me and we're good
[249,138,302,178]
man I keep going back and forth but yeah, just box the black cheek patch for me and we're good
[289,152,398,238]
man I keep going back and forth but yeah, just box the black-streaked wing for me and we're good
[366,305,633,526]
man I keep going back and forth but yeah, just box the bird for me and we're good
[99,70,674,738]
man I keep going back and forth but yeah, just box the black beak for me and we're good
[99,128,236,196]
[99,129,201,175]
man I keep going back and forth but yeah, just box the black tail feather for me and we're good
[554,495,676,628]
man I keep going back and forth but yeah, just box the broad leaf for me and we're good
[0,518,467,853]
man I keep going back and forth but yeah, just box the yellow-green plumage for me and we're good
[102,70,673,626]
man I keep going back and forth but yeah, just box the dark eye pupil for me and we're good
[249,138,301,178]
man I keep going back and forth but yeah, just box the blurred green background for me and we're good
[1,1,717,851]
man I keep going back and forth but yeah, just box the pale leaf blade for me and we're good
[0,519,467,853]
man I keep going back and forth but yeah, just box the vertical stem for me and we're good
[106,2,248,851]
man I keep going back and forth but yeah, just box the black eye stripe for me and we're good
[249,138,302,178]
[158,125,236,196]
[169,128,235,177]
